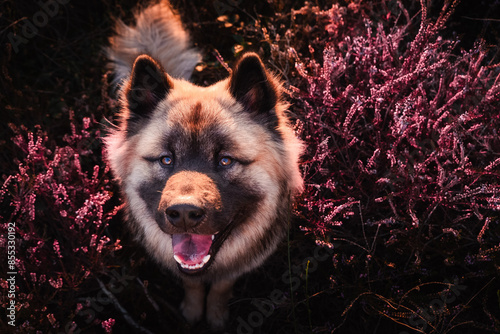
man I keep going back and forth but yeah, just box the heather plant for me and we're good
[278,0,500,332]
[292,0,500,236]
[0,110,121,332]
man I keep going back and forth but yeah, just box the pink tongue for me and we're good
[172,234,213,265]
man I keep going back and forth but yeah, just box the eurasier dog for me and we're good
[104,0,303,329]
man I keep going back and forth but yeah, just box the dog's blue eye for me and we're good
[219,157,233,167]
[160,156,173,166]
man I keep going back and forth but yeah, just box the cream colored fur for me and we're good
[105,0,201,83]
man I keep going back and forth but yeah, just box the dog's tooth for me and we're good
[211,235,215,241]
[188,262,202,270]
[176,254,211,270]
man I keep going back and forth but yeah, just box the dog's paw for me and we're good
[206,279,234,331]
[206,303,229,331]
[180,297,204,324]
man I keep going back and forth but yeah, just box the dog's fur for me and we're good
[104,1,303,329]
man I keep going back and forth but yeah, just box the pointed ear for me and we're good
[125,55,173,123]
[229,53,279,129]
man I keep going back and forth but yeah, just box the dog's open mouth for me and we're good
[172,233,215,273]
[170,220,236,275]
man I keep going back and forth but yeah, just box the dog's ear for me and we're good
[125,55,173,124]
[229,53,279,129]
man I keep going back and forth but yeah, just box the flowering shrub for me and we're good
[282,0,500,332]
[0,111,120,332]
[294,1,500,234]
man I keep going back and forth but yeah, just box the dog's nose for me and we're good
[165,204,205,229]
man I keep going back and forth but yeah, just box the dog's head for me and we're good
[105,53,303,276]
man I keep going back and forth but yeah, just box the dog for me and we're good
[104,0,303,329]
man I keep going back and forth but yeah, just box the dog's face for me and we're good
[134,90,267,275]
[106,53,304,277]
